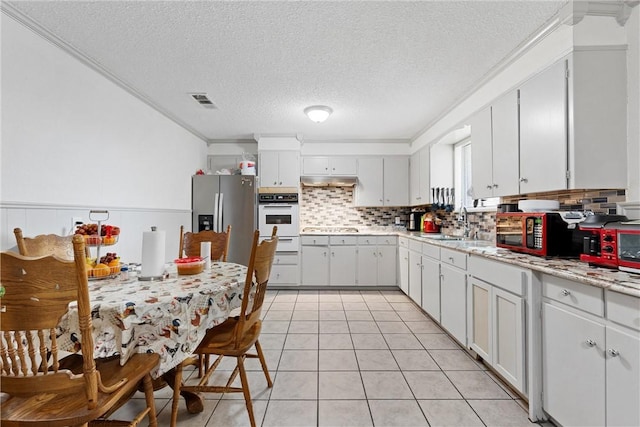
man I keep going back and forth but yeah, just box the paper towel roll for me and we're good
[141,228,166,278]
[200,241,212,270]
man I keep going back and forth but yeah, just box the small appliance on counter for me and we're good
[578,214,629,269]
[422,214,440,233]
[496,211,585,258]
[408,211,426,231]
[613,219,640,274]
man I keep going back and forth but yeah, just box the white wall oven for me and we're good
[258,193,299,250]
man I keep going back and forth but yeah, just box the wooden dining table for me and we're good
[56,261,248,413]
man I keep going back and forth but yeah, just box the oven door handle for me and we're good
[261,204,294,208]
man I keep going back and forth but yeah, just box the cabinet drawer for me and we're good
[409,239,422,252]
[543,274,604,316]
[276,236,300,252]
[398,237,409,248]
[329,235,358,245]
[273,253,299,266]
[270,265,299,284]
[357,236,377,245]
[440,248,467,270]
[301,235,329,246]
[468,255,526,296]
[422,242,440,260]
[606,290,640,331]
[377,236,397,246]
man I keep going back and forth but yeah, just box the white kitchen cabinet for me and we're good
[470,90,519,199]
[329,237,357,286]
[408,248,422,306]
[519,49,627,193]
[398,238,409,294]
[439,253,467,346]
[355,157,408,207]
[301,236,329,285]
[409,148,430,206]
[259,150,300,187]
[271,252,300,287]
[467,256,526,393]
[543,303,606,427]
[302,156,357,176]
[356,235,397,286]
[430,143,453,190]
[542,276,640,427]
[421,254,440,322]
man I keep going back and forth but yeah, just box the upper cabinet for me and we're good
[409,148,429,206]
[519,49,627,193]
[302,156,357,176]
[470,90,519,199]
[259,150,300,187]
[355,156,409,207]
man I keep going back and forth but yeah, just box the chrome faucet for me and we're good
[458,206,471,239]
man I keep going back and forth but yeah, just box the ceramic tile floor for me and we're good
[115,289,548,426]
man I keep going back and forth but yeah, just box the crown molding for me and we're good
[1,2,210,144]
[560,0,640,26]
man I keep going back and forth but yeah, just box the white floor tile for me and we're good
[318,400,373,427]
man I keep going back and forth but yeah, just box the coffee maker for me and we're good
[408,211,426,231]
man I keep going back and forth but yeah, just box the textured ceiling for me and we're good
[5,1,566,143]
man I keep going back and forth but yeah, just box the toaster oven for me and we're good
[616,220,640,274]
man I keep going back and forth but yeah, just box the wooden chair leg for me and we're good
[142,374,158,427]
[170,362,183,427]
[237,356,256,427]
[255,340,273,387]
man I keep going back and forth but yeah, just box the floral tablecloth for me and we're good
[57,262,247,377]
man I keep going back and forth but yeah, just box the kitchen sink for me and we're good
[420,234,463,240]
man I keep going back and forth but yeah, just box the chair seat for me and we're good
[195,317,263,357]
[1,353,159,427]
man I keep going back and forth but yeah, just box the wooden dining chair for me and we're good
[14,227,90,259]
[178,225,232,261]
[0,234,160,427]
[170,227,278,427]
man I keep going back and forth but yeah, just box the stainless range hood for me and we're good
[300,176,358,187]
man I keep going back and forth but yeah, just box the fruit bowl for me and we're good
[175,257,205,275]
[87,262,120,279]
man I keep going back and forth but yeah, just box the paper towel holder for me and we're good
[139,226,166,281]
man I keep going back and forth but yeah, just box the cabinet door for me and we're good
[409,151,421,206]
[408,250,422,305]
[468,277,492,361]
[301,245,329,285]
[278,151,300,187]
[357,246,378,285]
[419,148,430,203]
[331,157,357,175]
[491,90,520,197]
[377,245,397,286]
[330,246,357,286]
[440,264,467,346]
[421,256,440,321]
[470,106,493,199]
[398,246,409,294]
[542,303,605,427]
[519,60,568,194]
[355,158,384,206]
[606,325,640,427]
[383,157,409,206]
[303,157,329,175]
[259,151,280,186]
[492,287,524,393]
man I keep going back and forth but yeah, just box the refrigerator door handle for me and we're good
[213,193,220,232]
[218,193,224,232]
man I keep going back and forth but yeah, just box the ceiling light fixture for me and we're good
[304,105,333,123]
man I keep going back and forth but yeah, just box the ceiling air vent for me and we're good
[190,93,217,109]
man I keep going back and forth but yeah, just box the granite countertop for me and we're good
[300,226,640,298]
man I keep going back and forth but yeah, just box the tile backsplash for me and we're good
[300,187,627,240]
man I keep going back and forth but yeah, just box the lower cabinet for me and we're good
[542,275,640,427]
[467,255,526,394]
[357,236,397,286]
[329,236,357,286]
[398,239,409,294]
[421,249,440,322]
[301,239,329,285]
[408,248,422,305]
[440,262,467,346]
[271,252,300,286]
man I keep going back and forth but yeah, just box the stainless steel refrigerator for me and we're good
[192,175,257,264]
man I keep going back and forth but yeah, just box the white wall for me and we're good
[0,13,208,261]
